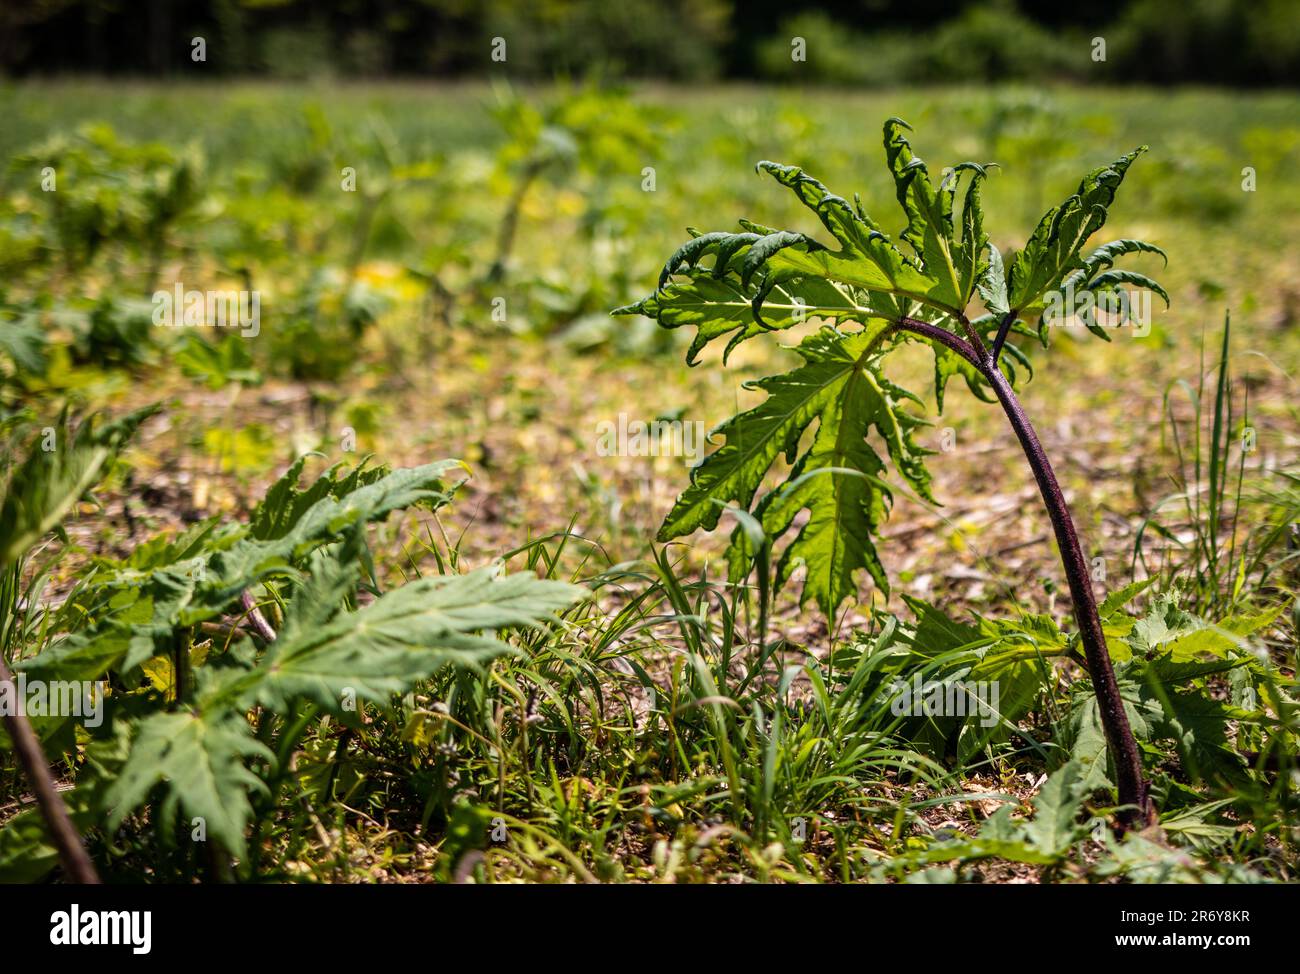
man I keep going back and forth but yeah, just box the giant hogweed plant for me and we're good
[616,119,1170,829]
[0,418,584,881]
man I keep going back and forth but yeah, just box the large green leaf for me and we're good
[215,563,585,714]
[1006,147,1150,315]
[662,327,931,616]
[1136,684,1248,785]
[1159,605,1282,660]
[250,456,462,542]
[104,708,272,856]
[882,118,991,309]
[98,562,581,855]
[20,459,465,685]
[616,269,868,366]
[887,597,1057,762]
[900,595,986,657]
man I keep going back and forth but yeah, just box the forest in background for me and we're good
[3,0,1298,87]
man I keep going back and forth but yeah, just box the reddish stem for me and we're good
[894,314,1155,829]
[0,656,101,882]
[983,364,1155,829]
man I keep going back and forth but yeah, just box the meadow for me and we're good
[0,80,1297,883]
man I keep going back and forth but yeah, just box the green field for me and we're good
[1,81,1298,883]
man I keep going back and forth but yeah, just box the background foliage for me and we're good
[3,0,1299,86]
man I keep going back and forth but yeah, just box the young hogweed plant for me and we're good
[0,422,586,882]
[615,119,1169,829]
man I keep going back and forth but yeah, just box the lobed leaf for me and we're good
[663,327,932,616]
[882,119,991,309]
[104,709,272,857]
[217,564,585,714]
[1007,146,1147,314]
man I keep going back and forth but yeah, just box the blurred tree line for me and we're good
[1,0,1296,85]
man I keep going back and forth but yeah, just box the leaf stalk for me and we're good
[0,655,100,882]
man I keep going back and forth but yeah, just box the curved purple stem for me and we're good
[893,316,980,367]
[983,365,1154,829]
[893,312,1155,830]
[990,311,1017,363]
